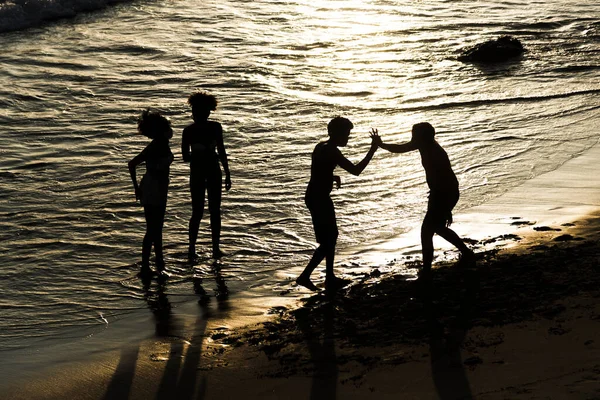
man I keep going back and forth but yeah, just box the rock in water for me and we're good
[459,36,525,63]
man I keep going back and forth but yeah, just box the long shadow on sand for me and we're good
[103,263,230,400]
[295,298,337,400]
[214,234,600,397]
[422,271,479,399]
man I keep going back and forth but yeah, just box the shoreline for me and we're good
[3,141,600,399]
[4,211,599,400]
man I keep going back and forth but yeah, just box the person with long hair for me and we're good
[182,91,231,260]
[128,109,174,274]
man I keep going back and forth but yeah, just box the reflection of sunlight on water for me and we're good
[1,0,599,353]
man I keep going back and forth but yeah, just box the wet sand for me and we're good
[3,142,600,400]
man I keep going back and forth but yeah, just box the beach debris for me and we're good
[553,234,578,242]
[98,313,108,325]
[481,234,521,245]
[533,226,561,232]
[511,220,535,226]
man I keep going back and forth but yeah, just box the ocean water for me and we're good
[0,0,599,356]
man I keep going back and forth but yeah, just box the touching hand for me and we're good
[134,187,141,202]
[225,175,232,191]
[370,128,382,147]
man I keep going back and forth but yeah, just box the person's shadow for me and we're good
[295,295,337,400]
[102,273,174,400]
[156,262,229,400]
[103,265,230,400]
[422,270,479,399]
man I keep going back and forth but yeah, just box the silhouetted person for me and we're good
[182,91,231,260]
[128,109,174,274]
[378,122,473,280]
[296,117,380,292]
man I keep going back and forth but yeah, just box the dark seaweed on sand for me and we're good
[216,237,599,369]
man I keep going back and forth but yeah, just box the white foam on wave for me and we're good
[0,0,131,33]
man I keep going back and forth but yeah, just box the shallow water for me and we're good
[0,0,599,354]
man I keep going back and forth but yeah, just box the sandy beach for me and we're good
[3,141,600,400]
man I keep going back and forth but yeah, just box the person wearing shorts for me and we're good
[377,122,474,280]
[296,116,379,292]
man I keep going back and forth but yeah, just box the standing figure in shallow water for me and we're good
[182,91,231,260]
[296,116,380,292]
[377,122,474,280]
[128,109,174,274]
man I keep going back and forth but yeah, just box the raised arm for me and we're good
[335,130,379,176]
[380,140,417,153]
[216,123,231,190]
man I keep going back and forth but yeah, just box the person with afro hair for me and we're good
[182,91,231,260]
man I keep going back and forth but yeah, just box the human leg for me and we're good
[420,216,436,273]
[436,226,471,254]
[420,191,456,273]
[144,205,166,269]
[142,206,153,270]
[432,191,473,258]
[297,196,338,290]
[207,174,223,258]
[189,174,206,257]
[296,245,327,291]
[154,204,167,270]
[323,239,351,291]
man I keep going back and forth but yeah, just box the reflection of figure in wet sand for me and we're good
[138,273,212,400]
[128,110,174,275]
[140,273,173,336]
[182,91,231,260]
[194,261,229,306]
[377,122,473,280]
[296,117,380,292]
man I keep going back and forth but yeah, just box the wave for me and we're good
[0,0,132,33]
[385,88,600,113]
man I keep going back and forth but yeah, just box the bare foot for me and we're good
[296,276,318,291]
[325,276,352,292]
[457,248,476,268]
[416,268,432,282]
